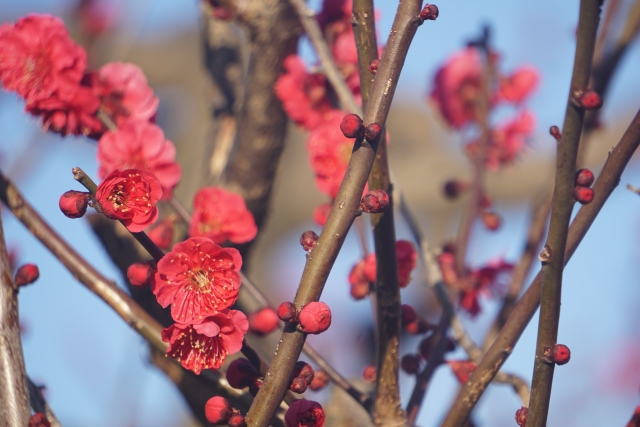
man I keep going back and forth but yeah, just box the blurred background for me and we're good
[1,0,640,426]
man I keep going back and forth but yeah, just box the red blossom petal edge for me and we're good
[285,399,325,427]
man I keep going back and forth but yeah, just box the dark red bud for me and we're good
[418,337,433,359]
[515,406,529,426]
[360,190,390,213]
[59,190,90,219]
[579,89,602,110]
[290,376,308,393]
[574,186,594,204]
[364,123,381,140]
[544,343,571,365]
[228,414,246,427]
[126,261,155,287]
[14,264,39,287]
[28,412,50,427]
[277,301,298,323]
[308,369,330,391]
[226,358,260,389]
[481,211,501,231]
[549,125,562,140]
[249,378,262,396]
[300,230,319,251]
[362,365,376,382]
[419,4,439,20]
[340,114,365,138]
[205,396,233,425]
[293,361,315,385]
[405,318,434,335]
[401,354,422,374]
[401,304,417,326]
[249,307,280,335]
[575,168,594,187]
[443,180,467,199]
[368,59,380,74]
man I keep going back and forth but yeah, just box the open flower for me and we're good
[95,169,162,232]
[285,399,325,427]
[189,187,257,244]
[162,309,248,374]
[153,237,242,323]
[499,65,539,104]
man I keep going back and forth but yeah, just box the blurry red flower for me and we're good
[126,261,155,287]
[460,259,514,317]
[95,169,162,232]
[447,360,476,383]
[147,217,174,250]
[248,307,279,335]
[308,369,330,391]
[76,0,116,38]
[396,240,418,287]
[285,399,325,427]
[189,187,257,244]
[499,66,539,103]
[162,309,248,374]
[313,202,332,226]
[348,258,371,300]
[97,122,181,200]
[626,405,640,427]
[362,365,376,382]
[153,237,242,323]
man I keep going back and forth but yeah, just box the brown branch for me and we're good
[439,107,640,427]
[0,210,30,426]
[527,2,602,425]
[245,1,424,425]
[28,377,62,427]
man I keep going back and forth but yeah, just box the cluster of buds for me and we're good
[515,406,529,426]
[276,301,332,335]
[290,361,315,393]
[543,343,571,365]
[300,230,319,252]
[574,168,595,205]
[571,88,602,110]
[401,304,436,335]
[360,190,390,214]
[205,396,246,426]
[248,307,280,335]
[28,412,50,427]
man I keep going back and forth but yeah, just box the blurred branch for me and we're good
[439,107,640,427]
[0,209,30,426]
[28,377,62,427]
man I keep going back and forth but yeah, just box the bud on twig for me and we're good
[515,406,529,426]
[277,301,297,323]
[59,190,90,218]
[549,125,562,141]
[368,59,380,74]
[364,123,381,140]
[401,354,422,374]
[14,264,39,287]
[205,396,233,425]
[571,88,602,110]
[574,186,594,204]
[228,414,246,427]
[362,365,376,382]
[538,245,552,263]
[419,4,439,20]
[248,307,279,335]
[309,369,329,391]
[543,343,571,365]
[126,261,156,287]
[575,168,594,187]
[360,190,390,213]
[299,302,331,334]
[340,114,364,138]
[300,231,319,252]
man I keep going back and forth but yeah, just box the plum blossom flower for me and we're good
[447,360,477,383]
[153,237,242,323]
[499,65,539,103]
[95,169,162,232]
[285,399,325,427]
[97,122,181,200]
[459,259,514,316]
[147,217,174,250]
[189,187,257,244]
[162,309,248,374]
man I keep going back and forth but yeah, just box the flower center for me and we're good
[107,185,128,212]
[190,269,211,292]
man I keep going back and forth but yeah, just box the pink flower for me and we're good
[147,217,174,250]
[275,55,332,131]
[0,14,86,104]
[285,399,325,427]
[95,169,162,232]
[313,202,332,226]
[499,66,539,104]
[97,122,181,200]
[447,360,476,383]
[91,62,158,125]
[430,48,483,128]
[153,237,242,323]
[350,240,418,290]
[248,307,280,335]
[190,187,257,244]
[162,309,248,374]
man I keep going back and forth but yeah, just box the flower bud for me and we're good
[515,406,529,426]
[368,59,380,74]
[401,304,417,326]
[290,376,308,393]
[481,211,501,231]
[285,399,325,427]
[401,354,421,374]
[126,261,155,287]
[205,396,233,425]
[147,218,174,250]
[249,378,262,396]
[226,358,260,389]
[549,125,561,141]
[419,4,439,20]
[293,361,315,385]
[340,114,365,138]
[406,318,435,335]
[443,180,466,199]
[575,168,594,187]
[59,190,90,219]
[28,412,50,427]
[574,186,594,204]
[313,203,331,226]
[360,190,390,213]
[228,414,246,427]
[364,123,381,140]
[350,280,370,299]
[249,307,279,335]
[14,264,39,287]
[362,365,376,382]
[447,360,477,383]
[299,302,331,334]
[300,230,319,251]
[544,343,570,365]
[579,89,602,110]
[308,369,329,391]
[277,301,298,323]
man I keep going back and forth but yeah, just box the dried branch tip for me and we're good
[538,245,552,263]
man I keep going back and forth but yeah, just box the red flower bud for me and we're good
[364,123,381,140]
[575,168,594,187]
[360,190,390,213]
[228,414,246,427]
[14,264,39,287]
[28,412,50,427]
[290,376,308,393]
[544,343,571,365]
[300,231,319,251]
[419,4,439,20]
[368,59,380,74]
[277,301,298,323]
[340,114,365,138]
[405,318,434,335]
[515,406,529,426]
[362,365,376,382]
[481,211,501,231]
[205,396,233,425]
[401,354,421,374]
[249,378,262,396]
[443,180,467,199]
[308,369,329,391]
[549,125,561,141]
[293,361,315,385]
[299,302,331,334]
[147,218,174,250]
[350,280,370,299]
[285,399,325,427]
[447,360,477,383]
[226,358,260,389]
[401,304,417,326]
[126,261,155,287]
[249,307,280,335]
[59,190,90,219]
[579,89,602,110]
[574,186,594,204]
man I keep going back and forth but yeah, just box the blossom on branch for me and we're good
[153,237,242,323]
[189,187,257,244]
[162,309,248,374]
[499,65,539,103]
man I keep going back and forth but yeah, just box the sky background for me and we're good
[1,0,640,426]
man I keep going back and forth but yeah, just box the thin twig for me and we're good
[439,108,640,427]
[28,377,62,427]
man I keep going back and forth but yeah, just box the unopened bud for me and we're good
[126,261,155,287]
[14,264,39,287]
[419,4,439,20]
[360,190,390,213]
[226,358,260,389]
[401,304,417,326]
[308,369,330,391]
[401,354,421,374]
[248,307,279,335]
[59,190,90,219]
[249,378,262,396]
[300,231,319,252]
[340,114,365,138]
[28,413,50,427]
[544,343,571,365]
[575,168,594,187]
[549,125,561,140]
[277,301,298,323]
[205,396,233,425]
[515,406,529,426]
[364,123,381,140]
[228,414,246,427]
[538,245,552,263]
[290,376,308,393]
[405,318,434,335]
[293,361,315,385]
[368,59,380,74]
[447,360,477,383]
[579,89,602,110]
[299,302,331,334]
[574,186,594,204]
[362,365,376,382]
[350,280,370,299]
